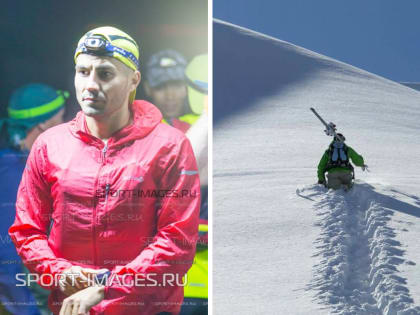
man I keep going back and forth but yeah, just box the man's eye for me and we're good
[174,82,185,88]
[78,69,89,75]
[100,71,113,78]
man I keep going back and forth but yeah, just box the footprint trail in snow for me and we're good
[297,183,420,314]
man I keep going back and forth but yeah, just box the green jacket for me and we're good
[317,143,364,181]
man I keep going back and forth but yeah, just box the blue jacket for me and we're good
[0,148,40,315]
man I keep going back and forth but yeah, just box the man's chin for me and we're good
[81,103,106,117]
[82,107,106,117]
[163,110,183,119]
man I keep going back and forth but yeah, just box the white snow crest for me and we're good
[297,183,420,314]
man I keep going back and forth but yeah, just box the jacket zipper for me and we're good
[103,183,110,231]
[93,142,108,266]
[101,141,108,163]
[105,183,110,204]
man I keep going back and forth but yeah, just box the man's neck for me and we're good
[85,106,133,141]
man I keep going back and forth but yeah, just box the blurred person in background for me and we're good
[145,51,208,314]
[144,49,200,133]
[0,83,67,315]
[185,54,208,187]
[180,54,208,315]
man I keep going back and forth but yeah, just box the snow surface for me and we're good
[213,19,420,314]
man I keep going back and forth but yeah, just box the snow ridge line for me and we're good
[307,186,420,314]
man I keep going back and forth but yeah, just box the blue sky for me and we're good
[214,0,420,82]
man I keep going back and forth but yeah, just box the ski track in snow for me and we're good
[297,183,420,315]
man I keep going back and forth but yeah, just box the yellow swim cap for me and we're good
[74,26,140,103]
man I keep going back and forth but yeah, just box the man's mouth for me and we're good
[83,97,101,103]
[164,103,178,111]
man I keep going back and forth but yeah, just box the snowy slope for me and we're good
[213,19,420,315]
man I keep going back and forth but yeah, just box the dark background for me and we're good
[0,0,208,120]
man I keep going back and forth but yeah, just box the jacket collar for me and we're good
[69,100,162,147]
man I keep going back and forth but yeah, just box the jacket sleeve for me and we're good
[8,138,73,289]
[317,151,329,181]
[347,146,365,167]
[104,136,200,298]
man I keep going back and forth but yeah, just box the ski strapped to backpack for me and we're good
[310,107,337,137]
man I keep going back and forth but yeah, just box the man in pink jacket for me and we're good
[9,26,200,315]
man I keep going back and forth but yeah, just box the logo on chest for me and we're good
[122,175,144,183]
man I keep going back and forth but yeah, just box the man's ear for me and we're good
[131,70,141,92]
[143,80,152,97]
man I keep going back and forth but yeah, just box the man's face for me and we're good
[74,54,137,117]
[148,81,187,119]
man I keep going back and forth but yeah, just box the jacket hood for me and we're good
[69,100,162,147]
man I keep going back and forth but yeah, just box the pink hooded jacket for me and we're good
[9,100,200,314]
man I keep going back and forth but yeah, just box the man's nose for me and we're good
[165,86,176,99]
[85,72,100,92]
